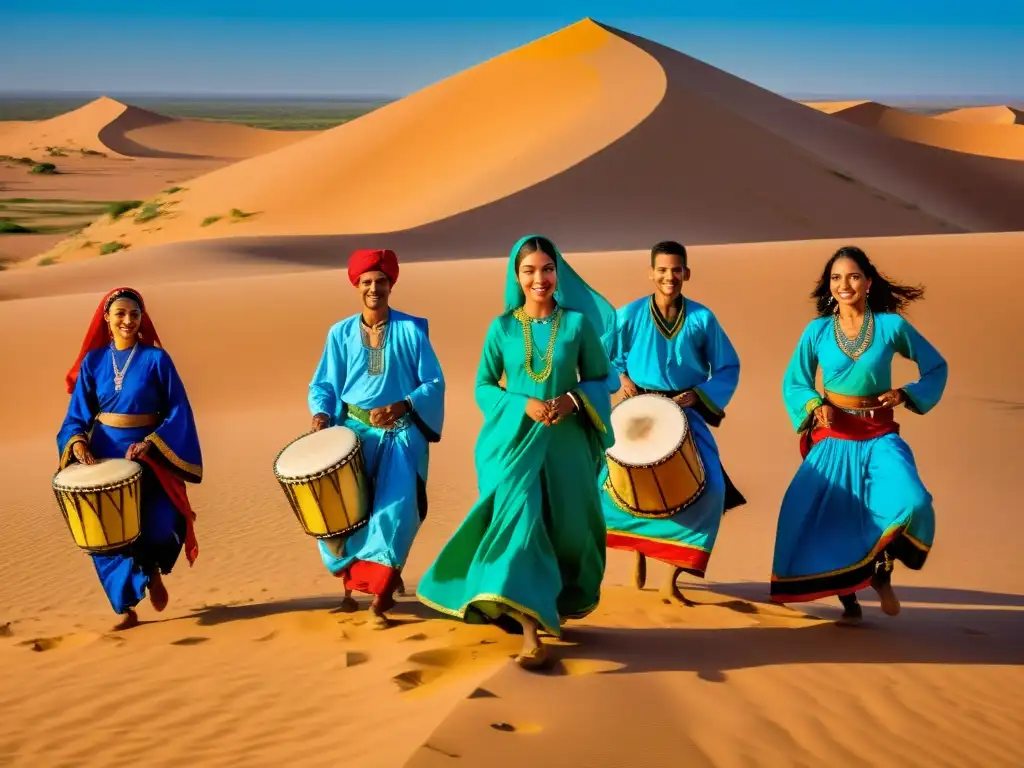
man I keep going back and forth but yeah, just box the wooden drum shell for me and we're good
[52,467,143,553]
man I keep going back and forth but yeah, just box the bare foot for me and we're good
[395,574,406,596]
[871,573,901,616]
[113,609,139,631]
[633,551,647,590]
[660,567,694,606]
[148,571,169,612]
[509,611,549,671]
[368,592,396,629]
[838,594,863,626]
[339,589,358,613]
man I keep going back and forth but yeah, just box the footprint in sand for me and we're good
[393,668,445,691]
[551,658,625,677]
[490,722,543,734]
[171,636,210,646]
[343,651,369,667]
[20,637,63,652]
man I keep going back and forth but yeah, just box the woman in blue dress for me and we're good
[771,246,947,624]
[58,287,203,630]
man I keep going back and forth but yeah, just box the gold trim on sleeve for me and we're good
[145,433,203,481]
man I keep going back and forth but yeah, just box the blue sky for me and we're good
[3,2,1022,100]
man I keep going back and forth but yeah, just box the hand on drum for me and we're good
[620,374,639,399]
[877,389,906,409]
[673,390,698,409]
[72,441,96,465]
[125,441,151,461]
[370,400,409,428]
[311,413,330,432]
[813,404,835,429]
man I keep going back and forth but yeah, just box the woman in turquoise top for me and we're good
[771,246,948,624]
[417,235,615,669]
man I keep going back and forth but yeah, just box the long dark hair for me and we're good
[514,236,558,272]
[812,245,924,317]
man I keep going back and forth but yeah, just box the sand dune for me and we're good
[1,232,1021,766]
[808,100,1024,160]
[0,96,315,161]
[937,105,1024,125]
[32,20,1024,268]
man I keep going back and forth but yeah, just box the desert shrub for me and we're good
[38,256,57,266]
[230,207,254,219]
[30,163,58,174]
[164,186,184,194]
[201,215,221,226]
[0,220,33,233]
[99,241,128,255]
[107,200,142,219]
[135,203,161,222]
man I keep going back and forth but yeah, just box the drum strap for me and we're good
[96,412,160,428]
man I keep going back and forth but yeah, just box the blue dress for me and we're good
[307,308,445,596]
[771,311,948,602]
[57,343,203,615]
[602,295,742,577]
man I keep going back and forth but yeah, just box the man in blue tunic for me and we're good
[602,240,744,602]
[309,248,445,627]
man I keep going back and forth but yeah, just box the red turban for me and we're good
[348,248,399,286]
[65,287,163,394]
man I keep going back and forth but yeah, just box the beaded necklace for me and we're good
[833,305,874,360]
[513,305,562,383]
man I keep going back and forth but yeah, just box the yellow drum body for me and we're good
[52,458,143,552]
[605,394,706,518]
[274,426,371,538]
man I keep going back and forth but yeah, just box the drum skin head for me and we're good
[275,426,359,478]
[53,458,141,490]
[606,394,687,464]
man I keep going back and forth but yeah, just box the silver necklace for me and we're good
[111,344,138,391]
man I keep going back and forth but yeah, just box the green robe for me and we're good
[417,238,615,637]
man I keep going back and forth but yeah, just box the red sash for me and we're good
[799,406,899,459]
[140,454,199,565]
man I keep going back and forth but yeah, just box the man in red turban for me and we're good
[305,247,446,627]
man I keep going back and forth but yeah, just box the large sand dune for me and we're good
[34,20,1024,267]
[0,96,315,160]
[0,232,1021,766]
[937,105,1024,125]
[808,100,1024,160]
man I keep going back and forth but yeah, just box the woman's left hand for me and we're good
[125,441,151,460]
[877,389,905,408]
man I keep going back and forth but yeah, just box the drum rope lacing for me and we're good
[110,343,139,392]
[513,306,562,383]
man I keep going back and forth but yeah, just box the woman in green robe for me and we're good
[416,234,616,669]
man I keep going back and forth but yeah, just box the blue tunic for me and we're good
[307,308,445,588]
[771,311,948,602]
[602,295,741,576]
[57,343,203,614]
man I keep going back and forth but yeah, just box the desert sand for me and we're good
[1,17,1021,768]
[805,100,1024,159]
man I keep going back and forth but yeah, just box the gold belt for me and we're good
[823,390,885,411]
[96,412,160,428]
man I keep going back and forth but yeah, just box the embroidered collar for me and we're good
[649,295,685,340]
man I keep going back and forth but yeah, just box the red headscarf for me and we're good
[348,248,399,286]
[65,287,163,394]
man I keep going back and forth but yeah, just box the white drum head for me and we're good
[606,394,687,465]
[54,458,141,489]
[275,426,358,478]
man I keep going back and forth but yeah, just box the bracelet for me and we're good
[566,391,581,413]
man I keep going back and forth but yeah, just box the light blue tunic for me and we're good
[601,296,741,576]
[771,311,948,602]
[307,309,445,585]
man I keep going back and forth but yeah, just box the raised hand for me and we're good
[311,413,330,432]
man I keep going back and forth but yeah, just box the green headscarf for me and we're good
[503,234,617,345]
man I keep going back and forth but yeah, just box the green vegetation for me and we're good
[38,256,57,266]
[230,207,255,219]
[135,202,162,222]
[0,198,125,234]
[201,215,221,226]
[107,200,143,219]
[100,241,128,255]
[79,148,106,157]
[0,220,34,233]
[0,96,390,130]
[30,162,58,174]
[0,155,36,166]
[45,146,67,157]
[164,186,184,194]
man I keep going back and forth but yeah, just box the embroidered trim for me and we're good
[360,319,388,377]
[145,433,203,481]
[416,590,563,637]
[692,387,723,417]
[649,295,685,340]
